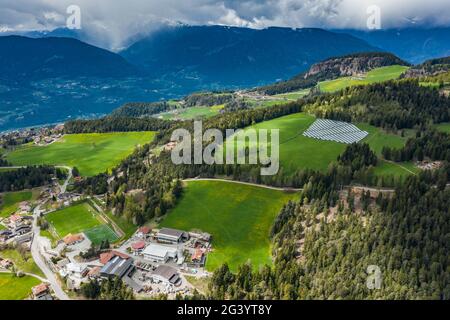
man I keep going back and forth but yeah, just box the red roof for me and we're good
[131,241,146,250]
[191,249,203,261]
[139,226,151,234]
[99,250,129,265]
[32,283,49,296]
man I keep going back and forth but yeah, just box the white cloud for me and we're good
[0,0,449,50]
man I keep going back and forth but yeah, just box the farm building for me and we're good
[100,255,134,280]
[156,228,189,244]
[142,243,177,263]
[151,265,182,286]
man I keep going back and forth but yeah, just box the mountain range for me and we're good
[1,24,450,131]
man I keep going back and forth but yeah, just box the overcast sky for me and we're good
[1,0,449,50]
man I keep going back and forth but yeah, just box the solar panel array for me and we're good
[303,119,368,144]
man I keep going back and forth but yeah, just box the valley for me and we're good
[0,37,448,301]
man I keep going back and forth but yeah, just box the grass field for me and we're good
[160,180,298,271]
[0,273,40,300]
[0,249,44,277]
[319,65,409,92]
[371,160,420,180]
[45,202,101,237]
[44,201,119,245]
[219,112,414,178]
[0,190,33,218]
[219,112,346,175]
[155,105,223,120]
[434,122,450,133]
[358,123,409,156]
[84,225,118,245]
[273,89,310,100]
[6,132,156,176]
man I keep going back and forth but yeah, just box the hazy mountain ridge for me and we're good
[335,28,450,64]
[258,52,408,94]
[120,25,379,86]
[0,36,138,82]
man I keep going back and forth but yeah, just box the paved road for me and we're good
[58,166,72,193]
[183,178,302,191]
[31,204,70,300]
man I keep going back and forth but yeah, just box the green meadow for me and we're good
[0,190,33,218]
[6,131,156,176]
[0,273,40,300]
[273,89,310,100]
[155,105,224,120]
[219,112,415,178]
[434,122,450,134]
[161,180,298,271]
[319,65,409,92]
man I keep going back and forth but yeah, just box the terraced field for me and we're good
[6,131,156,176]
[161,180,298,271]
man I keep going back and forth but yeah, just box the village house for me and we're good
[32,283,52,300]
[63,233,84,246]
[136,226,151,239]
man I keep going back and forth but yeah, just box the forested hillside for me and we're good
[257,52,408,95]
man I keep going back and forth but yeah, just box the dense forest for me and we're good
[208,167,450,299]
[382,130,450,162]
[0,166,66,192]
[110,101,175,118]
[305,80,450,130]
[64,116,181,133]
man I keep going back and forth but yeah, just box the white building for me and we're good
[142,243,177,263]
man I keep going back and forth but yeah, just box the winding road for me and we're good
[28,166,72,300]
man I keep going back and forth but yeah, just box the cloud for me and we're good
[0,0,449,50]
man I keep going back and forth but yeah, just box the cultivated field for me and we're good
[0,273,40,300]
[160,180,298,271]
[6,131,156,176]
[44,201,118,244]
[318,65,409,92]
